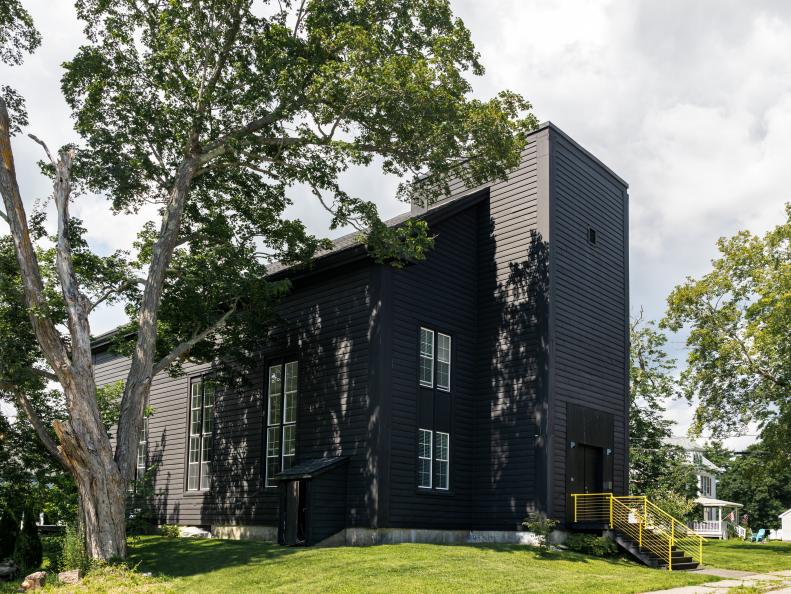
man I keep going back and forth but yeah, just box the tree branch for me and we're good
[13,389,68,469]
[151,303,238,377]
[0,97,72,378]
[196,1,244,119]
[0,207,8,224]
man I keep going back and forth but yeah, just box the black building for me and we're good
[94,122,629,546]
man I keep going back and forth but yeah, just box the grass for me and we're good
[702,538,791,573]
[9,535,790,593]
[123,536,715,594]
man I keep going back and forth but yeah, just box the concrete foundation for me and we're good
[211,525,278,542]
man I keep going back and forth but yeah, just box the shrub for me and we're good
[58,523,89,574]
[159,524,181,539]
[0,509,19,561]
[652,491,697,522]
[13,508,42,571]
[564,533,619,557]
[127,465,160,535]
[522,511,558,550]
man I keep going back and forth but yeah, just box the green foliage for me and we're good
[13,508,42,571]
[127,465,161,536]
[159,525,181,539]
[563,533,619,557]
[521,511,558,550]
[663,204,791,448]
[58,523,89,574]
[716,442,791,530]
[628,313,698,498]
[652,491,698,523]
[0,0,41,133]
[0,508,19,560]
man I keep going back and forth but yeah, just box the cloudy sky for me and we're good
[3,1,789,447]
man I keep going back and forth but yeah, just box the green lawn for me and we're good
[701,539,791,573]
[124,536,714,594]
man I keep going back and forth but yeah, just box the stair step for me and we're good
[669,562,699,571]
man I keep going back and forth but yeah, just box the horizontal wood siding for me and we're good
[549,129,629,522]
[473,134,546,529]
[387,206,478,529]
[93,262,376,528]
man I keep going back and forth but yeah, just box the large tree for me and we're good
[716,442,791,530]
[664,205,790,456]
[0,0,536,559]
[628,311,696,499]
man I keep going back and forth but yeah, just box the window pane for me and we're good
[418,429,432,488]
[189,436,201,464]
[282,425,296,470]
[419,328,434,387]
[267,365,282,425]
[190,383,202,436]
[188,463,199,491]
[435,432,449,490]
[266,426,281,487]
[202,383,214,435]
[283,361,298,424]
[437,334,451,390]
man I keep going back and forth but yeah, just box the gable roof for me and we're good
[266,187,489,279]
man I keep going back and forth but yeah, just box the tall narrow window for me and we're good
[419,328,434,387]
[187,379,214,491]
[435,432,450,490]
[436,333,451,391]
[266,361,298,487]
[418,429,433,489]
[136,417,149,480]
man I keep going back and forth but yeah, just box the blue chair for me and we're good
[750,529,767,542]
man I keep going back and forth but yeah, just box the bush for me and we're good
[127,465,160,535]
[13,508,42,571]
[58,523,89,574]
[522,511,558,550]
[564,533,619,557]
[0,509,19,561]
[652,491,697,522]
[159,524,181,539]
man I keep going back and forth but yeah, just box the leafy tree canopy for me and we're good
[628,312,697,499]
[663,204,790,450]
[716,442,791,530]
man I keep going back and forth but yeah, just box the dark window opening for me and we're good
[587,227,597,245]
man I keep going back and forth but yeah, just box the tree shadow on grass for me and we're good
[128,537,300,578]
[423,543,641,567]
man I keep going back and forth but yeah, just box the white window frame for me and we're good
[436,333,451,392]
[418,428,433,489]
[136,416,149,480]
[187,379,214,491]
[265,360,298,488]
[419,328,435,388]
[435,431,450,490]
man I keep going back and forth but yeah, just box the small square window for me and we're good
[587,227,597,245]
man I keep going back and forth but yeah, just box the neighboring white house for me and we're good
[667,437,744,539]
[780,508,791,541]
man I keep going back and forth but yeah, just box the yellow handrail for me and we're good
[570,493,704,571]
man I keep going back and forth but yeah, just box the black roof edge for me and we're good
[268,186,490,282]
[272,456,350,480]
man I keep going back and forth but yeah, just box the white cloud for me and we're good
[3,0,789,444]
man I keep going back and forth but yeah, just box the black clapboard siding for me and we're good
[548,129,629,522]
[93,261,377,529]
[386,205,479,529]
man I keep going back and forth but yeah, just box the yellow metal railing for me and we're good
[571,493,704,570]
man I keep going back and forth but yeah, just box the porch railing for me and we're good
[572,493,704,570]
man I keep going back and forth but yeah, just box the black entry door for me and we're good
[284,480,307,546]
[581,445,603,494]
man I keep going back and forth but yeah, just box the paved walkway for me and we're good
[644,569,791,594]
